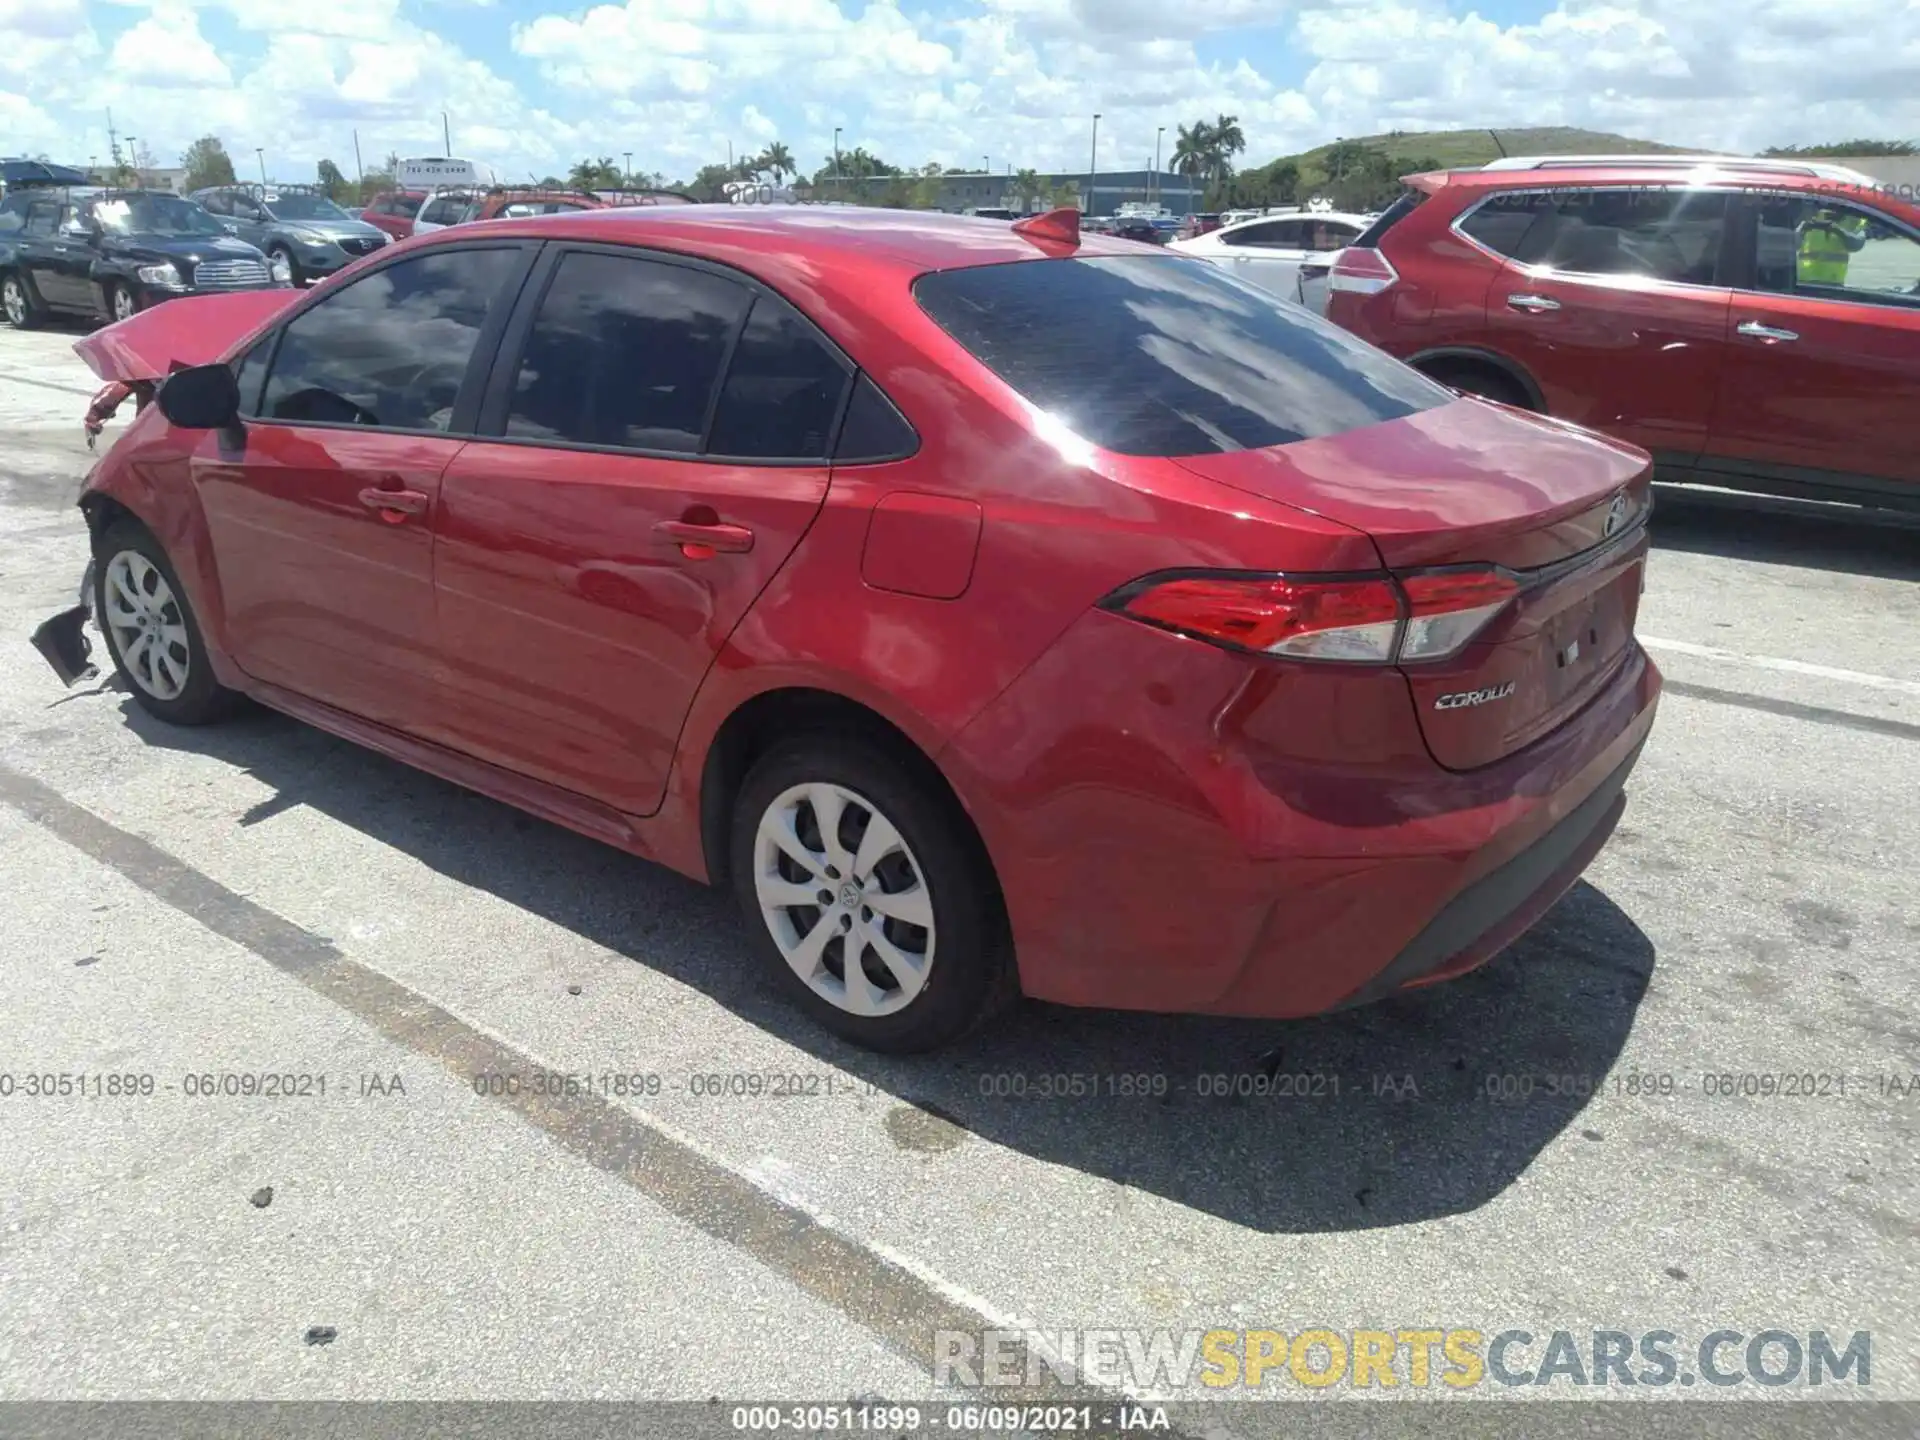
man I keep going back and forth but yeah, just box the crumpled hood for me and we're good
[73,289,303,384]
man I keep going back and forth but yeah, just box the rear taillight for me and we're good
[1396,570,1521,660]
[1328,247,1398,295]
[1107,569,1517,665]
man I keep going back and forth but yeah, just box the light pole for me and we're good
[255,147,267,185]
[1087,114,1100,216]
[442,112,452,156]
[1154,126,1164,205]
[833,127,843,193]
[123,136,137,185]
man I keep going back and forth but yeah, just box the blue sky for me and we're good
[4,0,1916,185]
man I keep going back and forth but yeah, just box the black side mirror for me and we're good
[157,364,241,430]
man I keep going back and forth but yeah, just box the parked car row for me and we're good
[1,187,281,327]
[362,185,698,242]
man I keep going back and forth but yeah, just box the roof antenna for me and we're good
[1011,206,1081,249]
[1487,129,1508,158]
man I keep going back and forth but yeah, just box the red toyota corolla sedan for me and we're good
[44,205,1660,1052]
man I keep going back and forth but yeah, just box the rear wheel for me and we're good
[93,520,239,726]
[2,272,41,329]
[730,735,1013,1053]
[1425,361,1534,410]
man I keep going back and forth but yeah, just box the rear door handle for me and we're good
[654,519,755,556]
[1737,320,1799,342]
[1507,293,1561,313]
[357,485,430,521]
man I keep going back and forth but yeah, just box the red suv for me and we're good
[1327,156,1920,515]
[45,206,1659,1052]
[361,189,427,240]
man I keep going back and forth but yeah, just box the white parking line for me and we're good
[1639,635,1920,698]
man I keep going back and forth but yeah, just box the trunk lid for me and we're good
[73,289,302,385]
[1174,397,1653,770]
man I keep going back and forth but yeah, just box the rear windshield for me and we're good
[913,256,1448,457]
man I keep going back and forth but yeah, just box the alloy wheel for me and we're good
[753,782,936,1017]
[111,286,137,322]
[102,550,191,701]
[268,251,293,284]
[2,278,24,325]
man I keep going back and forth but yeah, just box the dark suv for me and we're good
[1,188,276,326]
[1325,155,1920,516]
[191,184,390,286]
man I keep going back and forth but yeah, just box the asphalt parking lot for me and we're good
[0,319,1915,1426]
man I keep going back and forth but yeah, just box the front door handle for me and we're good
[357,485,429,522]
[1507,293,1561,313]
[654,519,755,557]
[1737,320,1799,342]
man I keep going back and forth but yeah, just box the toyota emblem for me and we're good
[1603,492,1630,538]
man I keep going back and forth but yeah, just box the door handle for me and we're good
[1507,293,1562,313]
[357,485,429,522]
[654,519,755,557]
[1737,320,1799,342]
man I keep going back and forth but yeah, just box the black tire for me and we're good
[92,519,240,726]
[269,245,303,287]
[1,271,42,330]
[105,280,140,324]
[1430,362,1534,410]
[729,734,1015,1053]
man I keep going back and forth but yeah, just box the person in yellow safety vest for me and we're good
[1795,206,1870,286]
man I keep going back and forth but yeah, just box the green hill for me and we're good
[1227,126,1692,210]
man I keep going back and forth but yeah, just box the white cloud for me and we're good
[108,4,232,86]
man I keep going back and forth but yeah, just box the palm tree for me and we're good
[757,141,794,182]
[1212,114,1246,179]
[1171,120,1214,181]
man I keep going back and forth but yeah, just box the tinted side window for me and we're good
[505,251,749,453]
[1458,192,1553,258]
[833,375,917,463]
[0,196,23,233]
[200,192,231,217]
[705,292,850,460]
[1752,194,1920,308]
[1223,220,1303,249]
[231,338,274,418]
[1513,187,1729,284]
[393,195,424,219]
[260,247,520,431]
[24,203,58,237]
[915,256,1448,458]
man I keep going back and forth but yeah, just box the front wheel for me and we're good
[268,246,301,286]
[730,736,1013,1053]
[106,281,139,323]
[93,520,239,725]
[2,272,41,329]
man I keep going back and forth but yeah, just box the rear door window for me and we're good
[914,256,1448,457]
[502,250,750,453]
[705,291,851,460]
[1464,187,1731,285]
[1221,219,1306,249]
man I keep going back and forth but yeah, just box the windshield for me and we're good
[93,195,226,237]
[264,193,354,222]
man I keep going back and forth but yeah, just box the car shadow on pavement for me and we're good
[122,697,1655,1235]
[1651,490,1920,582]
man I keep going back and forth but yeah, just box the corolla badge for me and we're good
[1603,492,1631,538]
[1434,682,1516,710]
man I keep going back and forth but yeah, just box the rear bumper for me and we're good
[941,609,1661,1019]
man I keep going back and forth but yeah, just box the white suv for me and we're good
[1170,210,1375,311]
